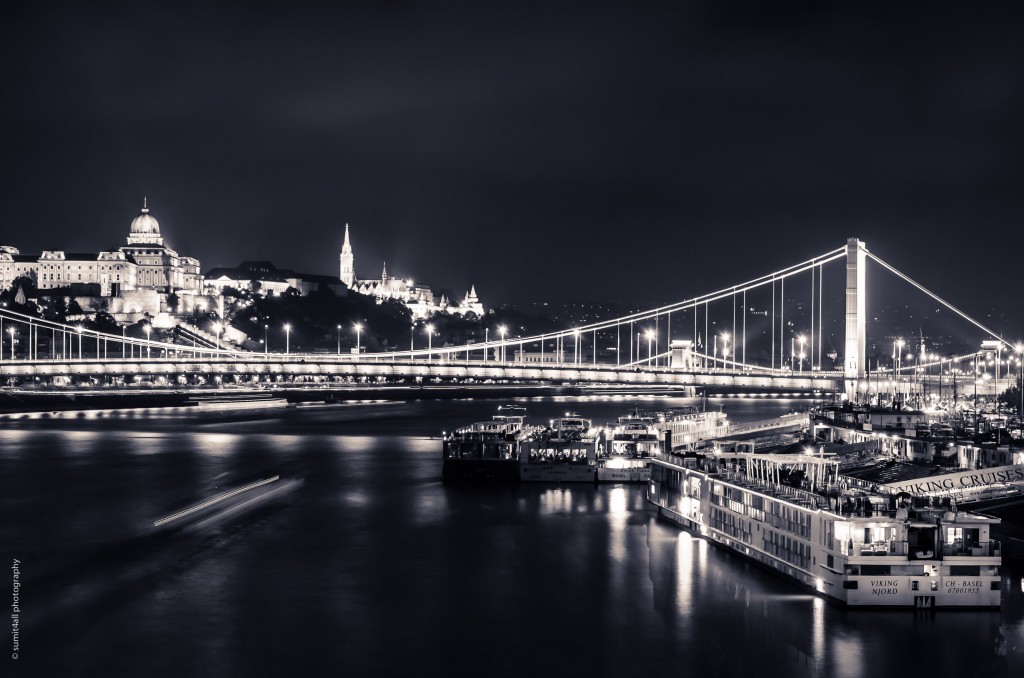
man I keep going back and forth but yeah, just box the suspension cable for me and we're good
[867,253,1015,350]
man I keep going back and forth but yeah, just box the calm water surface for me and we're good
[2,395,1022,677]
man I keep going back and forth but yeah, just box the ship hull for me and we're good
[442,459,519,482]
[596,465,650,483]
[520,464,597,483]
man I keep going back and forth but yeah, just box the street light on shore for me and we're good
[284,323,291,354]
[354,323,363,356]
[264,324,268,355]
[895,338,905,403]
[1017,343,1024,440]
[336,324,341,355]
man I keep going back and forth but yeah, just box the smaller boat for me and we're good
[519,413,600,482]
[442,405,527,482]
[597,408,660,482]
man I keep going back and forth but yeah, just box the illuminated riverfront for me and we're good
[5,1,1024,676]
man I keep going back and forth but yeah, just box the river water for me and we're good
[3,394,1022,677]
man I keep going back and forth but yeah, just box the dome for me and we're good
[130,198,160,235]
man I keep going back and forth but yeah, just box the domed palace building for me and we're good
[120,198,202,293]
[0,199,203,296]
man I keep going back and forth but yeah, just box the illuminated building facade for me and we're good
[339,223,484,319]
[0,199,203,296]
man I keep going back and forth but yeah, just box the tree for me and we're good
[87,311,121,335]
[998,376,1022,413]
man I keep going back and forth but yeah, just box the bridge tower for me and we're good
[843,237,867,400]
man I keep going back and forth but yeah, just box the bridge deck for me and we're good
[0,356,845,391]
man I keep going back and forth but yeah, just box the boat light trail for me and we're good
[153,475,280,527]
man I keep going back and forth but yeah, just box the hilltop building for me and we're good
[120,198,203,293]
[205,260,348,297]
[339,223,484,319]
[0,199,203,296]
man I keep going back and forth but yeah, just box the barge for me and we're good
[441,406,526,482]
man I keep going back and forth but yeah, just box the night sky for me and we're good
[2,1,1023,335]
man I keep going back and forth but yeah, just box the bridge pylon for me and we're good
[844,237,867,401]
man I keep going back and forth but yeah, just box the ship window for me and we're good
[931,581,939,591]
[949,566,980,576]
[991,582,1000,591]
[911,581,919,591]
[859,565,891,576]
[842,581,858,589]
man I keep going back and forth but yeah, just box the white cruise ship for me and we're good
[648,449,1002,608]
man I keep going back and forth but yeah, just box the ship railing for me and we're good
[842,539,908,557]
[942,540,1001,557]
[716,471,831,510]
[527,454,592,465]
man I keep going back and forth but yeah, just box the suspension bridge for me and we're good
[0,238,1019,397]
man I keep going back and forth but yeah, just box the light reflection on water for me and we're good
[1,396,1021,677]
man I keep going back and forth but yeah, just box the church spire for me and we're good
[339,222,355,287]
[382,261,387,281]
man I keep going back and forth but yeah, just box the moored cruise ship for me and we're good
[442,405,527,482]
[648,450,1002,608]
[519,414,601,482]
[597,410,660,483]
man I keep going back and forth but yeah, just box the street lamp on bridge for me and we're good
[76,325,83,361]
[7,327,15,361]
[798,334,806,374]
[354,323,363,356]
[211,322,222,351]
[425,323,434,362]
[336,324,341,355]
[264,324,269,355]
[645,328,654,366]
[499,325,507,363]
[284,323,291,354]
[721,332,730,369]
[144,324,152,359]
